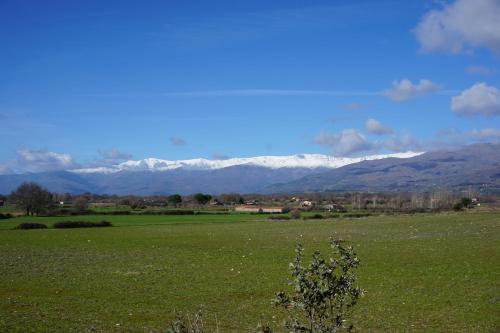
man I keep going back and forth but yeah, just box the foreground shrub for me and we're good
[53,221,112,228]
[273,238,363,332]
[166,238,362,332]
[14,222,47,230]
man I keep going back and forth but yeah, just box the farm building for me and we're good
[234,205,288,213]
[323,203,346,212]
[209,199,223,206]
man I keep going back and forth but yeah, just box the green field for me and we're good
[1,212,499,332]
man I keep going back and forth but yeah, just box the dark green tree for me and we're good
[193,193,212,205]
[167,194,183,208]
[453,197,473,211]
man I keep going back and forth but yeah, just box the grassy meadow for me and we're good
[0,211,499,332]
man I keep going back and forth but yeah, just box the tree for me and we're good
[273,238,363,333]
[72,197,89,213]
[167,194,182,208]
[453,197,473,211]
[130,199,147,210]
[193,193,212,205]
[219,193,244,205]
[10,182,53,216]
[460,197,472,208]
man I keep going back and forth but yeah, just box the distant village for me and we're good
[1,185,490,218]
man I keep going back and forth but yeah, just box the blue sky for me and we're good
[1,0,499,173]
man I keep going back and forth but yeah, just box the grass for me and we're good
[0,211,499,332]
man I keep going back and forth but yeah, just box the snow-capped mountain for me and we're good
[0,151,423,194]
[72,152,423,174]
[1,144,499,195]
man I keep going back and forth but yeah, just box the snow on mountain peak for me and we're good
[72,152,423,174]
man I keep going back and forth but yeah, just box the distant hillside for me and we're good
[266,143,500,194]
[0,152,418,195]
[0,166,328,195]
[0,144,498,195]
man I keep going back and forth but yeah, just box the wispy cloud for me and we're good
[212,153,230,160]
[163,89,380,97]
[170,136,187,146]
[152,3,392,49]
[80,88,461,99]
[97,149,132,164]
[465,65,497,76]
[469,128,500,140]
[337,102,365,111]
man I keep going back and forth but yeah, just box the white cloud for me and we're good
[428,128,500,148]
[16,149,76,173]
[337,102,364,111]
[313,128,425,155]
[0,163,13,175]
[170,136,187,146]
[469,128,500,139]
[465,65,496,76]
[451,83,500,116]
[313,129,376,156]
[383,79,439,101]
[431,128,467,147]
[364,118,393,135]
[98,149,132,163]
[415,0,500,54]
[212,153,230,160]
[383,133,421,152]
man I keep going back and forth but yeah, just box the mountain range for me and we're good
[0,144,498,195]
[267,143,500,194]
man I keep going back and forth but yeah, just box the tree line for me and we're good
[3,182,243,216]
[3,181,487,217]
